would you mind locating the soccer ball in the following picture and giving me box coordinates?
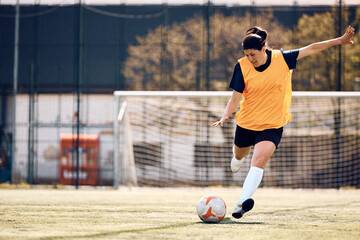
[196,194,227,223]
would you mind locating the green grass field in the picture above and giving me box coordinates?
[0,185,359,240]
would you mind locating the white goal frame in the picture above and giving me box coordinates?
[113,91,360,189]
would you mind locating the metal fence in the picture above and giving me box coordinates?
[0,0,359,187]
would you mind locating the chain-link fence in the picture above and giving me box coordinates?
[0,0,359,187]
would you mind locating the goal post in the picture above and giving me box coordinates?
[113,91,360,189]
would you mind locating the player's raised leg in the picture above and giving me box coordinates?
[232,141,275,219]
[231,145,251,173]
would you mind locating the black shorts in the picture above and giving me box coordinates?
[234,125,283,149]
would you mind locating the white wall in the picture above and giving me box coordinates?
[9,94,114,183]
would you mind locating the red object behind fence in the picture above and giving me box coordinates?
[58,133,99,185]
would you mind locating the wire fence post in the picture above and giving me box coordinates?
[335,0,343,189]
[113,95,120,190]
[11,0,20,184]
[75,0,84,189]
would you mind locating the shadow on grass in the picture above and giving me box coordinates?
[41,219,263,239]
[40,219,263,239]
[40,222,199,240]
[197,217,263,225]
[221,217,263,224]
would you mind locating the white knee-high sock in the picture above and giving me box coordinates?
[237,166,264,205]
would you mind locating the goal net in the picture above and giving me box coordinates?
[113,91,360,188]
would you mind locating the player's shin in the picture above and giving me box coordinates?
[236,166,264,206]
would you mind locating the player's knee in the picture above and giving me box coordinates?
[233,146,251,160]
[251,155,269,169]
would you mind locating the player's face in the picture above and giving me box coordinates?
[244,47,267,67]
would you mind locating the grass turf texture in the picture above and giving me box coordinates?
[0,186,359,240]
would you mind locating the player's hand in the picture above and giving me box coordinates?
[340,26,355,44]
[212,116,229,127]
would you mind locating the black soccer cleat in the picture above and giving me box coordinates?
[232,198,255,219]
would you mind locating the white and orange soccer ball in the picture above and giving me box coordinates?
[196,194,227,223]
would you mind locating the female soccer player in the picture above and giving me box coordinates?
[212,25,355,219]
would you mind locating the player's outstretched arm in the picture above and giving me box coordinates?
[297,25,355,60]
[212,90,242,127]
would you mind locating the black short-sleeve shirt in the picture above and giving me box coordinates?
[229,49,299,93]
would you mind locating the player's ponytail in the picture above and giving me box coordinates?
[242,26,268,50]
